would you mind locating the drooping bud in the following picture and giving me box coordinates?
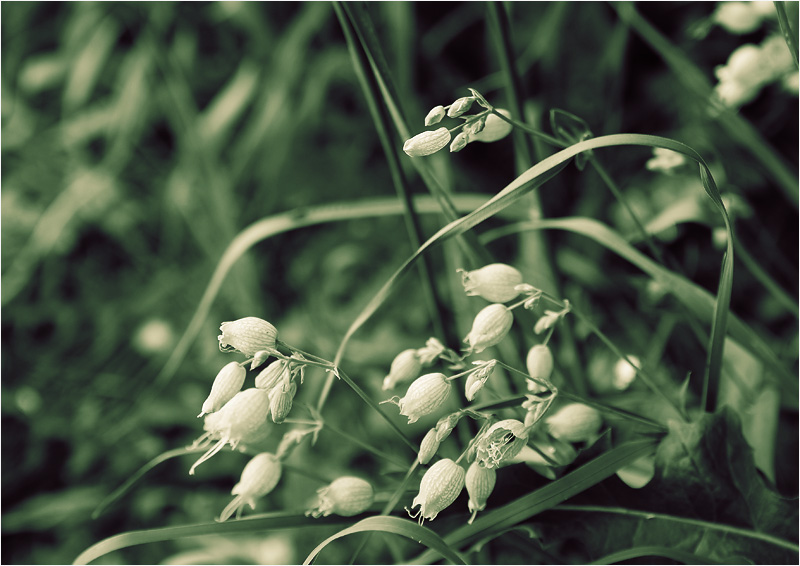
[521,393,554,429]
[424,105,447,126]
[459,263,524,303]
[255,359,288,390]
[472,109,513,143]
[465,461,496,524]
[545,403,602,443]
[408,458,465,524]
[383,349,423,390]
[416,337,446,365]
[435,412,461,442]
[463,115,487,136]
[403,128,451,157]
[218,317,278,357]
[418,428,440,465]
[526,344,554,393]
[307,476,375,518]
[189,388,272,475]
[199,362,247,417]
[447,96,475,118]
[464,360,497,401]
[269,380,297,424]
[250,350,272,370]
[218,452,282,521]
[463,304,514,354]
[449,132,469,153]
[474,419,528,469]
[386,373,451,424]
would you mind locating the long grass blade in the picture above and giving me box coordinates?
[590,546,720,565]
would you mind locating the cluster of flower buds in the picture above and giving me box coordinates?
[417,412,463,465]
[402,89,513,157]
[306,476,375,518]
[464,360,497,401]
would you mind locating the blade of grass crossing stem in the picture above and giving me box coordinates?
[408,438,659,564]
[303,516,467,565]
[332,134,734,415]
[481,216,793,392]
[74,512,352,565]
[591,547,720,565]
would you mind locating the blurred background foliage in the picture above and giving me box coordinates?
[1,2,797,564]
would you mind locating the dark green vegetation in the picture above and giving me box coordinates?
[2,2,797,564]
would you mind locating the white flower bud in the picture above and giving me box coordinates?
[218,317,278,357]
[447,96,475,118]
[408,458,465,524]
[545,403,602,443]
[613,355,639,391]
[418,428,440,465]
[449,132,469,152]
[255,360,289,390]
[463,304,514,354]
[713,1,768,34]
[424,105,446,126]
[269,380,297,424]
[383,349,422,390]
[199,362,246,417]
[189,388,272,475]
[465,461,496,524]
[387,373,451,424]
[434,413,461,442]
[526,344,554,393]
[471,109,512,143]
[416,337,446,365]
[218,452,282,521]
[403,128,451,157]
[459,263,523,303]
[250,350,272,370]
[307,476,375,518]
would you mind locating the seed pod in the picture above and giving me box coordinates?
[474,419,528,469]
[190,388,272,475]
[545,403,602,443]
[218,452,282,521]
[424,105,446,126]
[418,428,440,465]
[463,304,514,354]
[307,476,375,518]
[218,317,278,356]
[465,461,496,524]
[403,127,451,157]
[459,264,523,303]
[383,349,423,390]
[447,96,475,118]
[199,362,247,417]
[449,132,469,153]
[395,373,451,424]
[472,109,513,143]
[526,344,554,393]
[409,458,465,524]
[269,381,297,424]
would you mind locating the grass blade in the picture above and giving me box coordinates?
[590,546,720,565]
[303,516,467,566]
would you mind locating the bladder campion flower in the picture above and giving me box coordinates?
[189,388,272,475]
[218,317,278,357]
[199,361,246,417]
[384,372,451,424]
[465,461,496,524]
[472,109,513,143]
[526,344,554,394]
[307,477,375,518]
[545,403,602,442]
[459,263,523,303]
[464,304,514,354]
[474,419,528,469]
[407,458,465,524]
[403,128,451,157]
[382,349,422,390]
[218,452,282,521]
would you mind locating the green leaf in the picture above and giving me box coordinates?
[73,511,352,565]
[302,516,467,565]
[590,546,721,565]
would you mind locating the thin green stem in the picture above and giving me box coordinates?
[322,421,408,469]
